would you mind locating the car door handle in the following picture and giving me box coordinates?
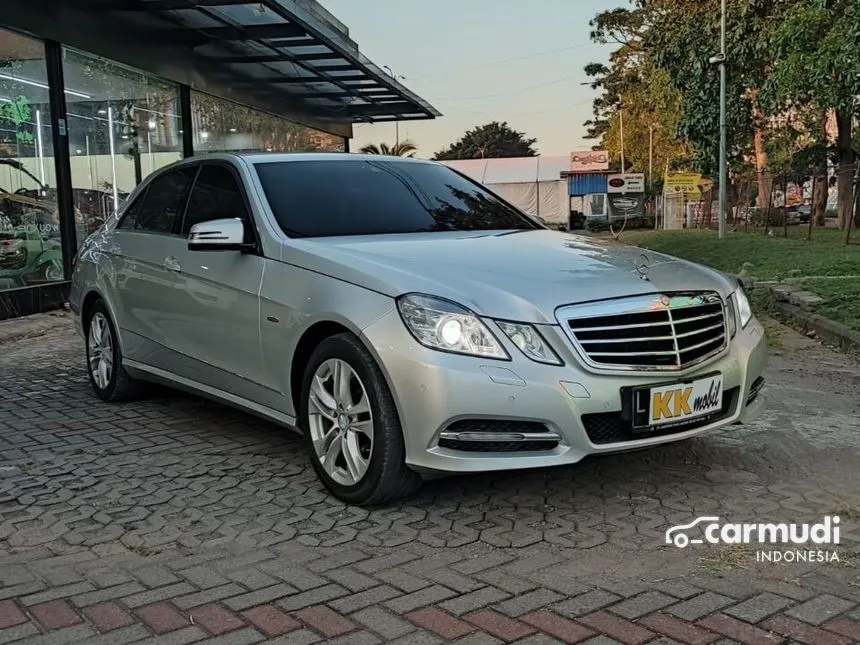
[163,256,181,272]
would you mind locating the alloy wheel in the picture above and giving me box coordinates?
[87,312,114,390]
[307,358,374,486]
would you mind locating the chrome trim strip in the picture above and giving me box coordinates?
[676,321,725,338]
[581,334,676,344]
[439,431,562,443]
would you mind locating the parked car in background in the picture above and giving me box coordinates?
[70,153,767,505]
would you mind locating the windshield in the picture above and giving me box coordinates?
[254,159,541,238]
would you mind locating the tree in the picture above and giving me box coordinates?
[358,141,417,157]
[433,122,537,160]
[583,6,689,186]
[646,0,782,211]
[763,0,860,228]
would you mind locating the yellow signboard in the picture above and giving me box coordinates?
[664,172,702,193]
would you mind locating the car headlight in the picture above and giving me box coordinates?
[725,296,737,338]
[496,321,562,365]
[734,287,753,328]
[397,294,509,360]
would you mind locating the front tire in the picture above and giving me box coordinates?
[85,300,145,402]
[300,333,421,505]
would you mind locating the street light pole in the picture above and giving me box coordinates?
[383,65,400,146]
[718,0,728,239]
[649,125,654,192]
[619,107,626,174]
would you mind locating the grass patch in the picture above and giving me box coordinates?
[619,228,860,281]
[797,278,860,331]
[616,229,860,331]
[698,543,756,572]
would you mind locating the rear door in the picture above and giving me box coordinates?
[110,165,197,365]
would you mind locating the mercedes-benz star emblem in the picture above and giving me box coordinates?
[635,253,651,280]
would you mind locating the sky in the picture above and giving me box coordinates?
[320,0,624,159]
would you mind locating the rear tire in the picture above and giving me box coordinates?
[300,333,422,505]
[85,300,145,402]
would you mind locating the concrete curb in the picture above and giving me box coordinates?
[0,309,72,346]
[772,301,860,354]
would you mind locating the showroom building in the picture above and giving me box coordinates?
[0,0,439,319]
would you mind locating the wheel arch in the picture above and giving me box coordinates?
[288,318,403,432]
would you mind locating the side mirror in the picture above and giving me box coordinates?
[187,218,253,252]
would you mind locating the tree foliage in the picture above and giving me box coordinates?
[432,122,537,160]
[359,141,417,157]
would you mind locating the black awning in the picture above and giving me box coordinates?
[3,0,439,134]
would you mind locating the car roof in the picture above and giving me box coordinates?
[190,151,436,165]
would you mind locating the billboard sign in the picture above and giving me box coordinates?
[607,173,645,194]
[570,150,609,172]
[664,172,702,194]
[608,193,645,220]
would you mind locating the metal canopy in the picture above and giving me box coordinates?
[55,0,441,126]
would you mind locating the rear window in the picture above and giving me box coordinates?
[254,159,539,238]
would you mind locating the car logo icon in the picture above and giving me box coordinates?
[665,516,720,548]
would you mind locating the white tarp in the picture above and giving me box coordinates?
[438,156,569,223]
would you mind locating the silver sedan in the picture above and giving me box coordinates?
[70,153,766,504]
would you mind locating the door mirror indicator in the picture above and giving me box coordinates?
[187,218,253,252]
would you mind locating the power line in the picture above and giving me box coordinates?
[408,43,602,81]
[436,74,587,101]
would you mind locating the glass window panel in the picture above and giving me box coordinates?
[118,166,195,235]
[62,48,183,246]
[182,164,250,236]
[0,28,63,290]
[191,90,345,154]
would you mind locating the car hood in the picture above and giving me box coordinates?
[282,230,736,324]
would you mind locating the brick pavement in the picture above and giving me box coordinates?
[0,319,859,644]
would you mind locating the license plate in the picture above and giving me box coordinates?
[631,373,723,430]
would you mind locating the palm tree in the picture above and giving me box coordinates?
[359,141,417,157]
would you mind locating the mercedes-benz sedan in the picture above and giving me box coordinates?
[70,153,766,505]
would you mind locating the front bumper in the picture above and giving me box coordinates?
[361,309,767,473]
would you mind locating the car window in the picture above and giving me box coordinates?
[182,165,251,238]
[118,167,196,234]
[254,159,540,238]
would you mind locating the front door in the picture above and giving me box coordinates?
[168,163,267,401]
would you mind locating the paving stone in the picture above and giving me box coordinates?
[666,593,734,621]
[724,593,794,623]
[173,584,247,610]
[639,612,719,645]
[133,566,181,588]
[578,611,655,645]
[441,587,513,617]
[385,585,459,615]
[277,584,350,612]
[134,602,191,634]
[188,604,245,636]
[784,594,856,625]
[520,609,596,643]
[123,583,198,609]
[29,599,83,630]
[241,605,300,637]
[408,607,475,640]
[179,566,231,590]
[0,600,27,629]
[223,584,297,612]
[464,609,537,642]
[351,606,416,640]
[552,591,623,619]
[761,613,851,645]
[293,604,358,638]
[71,583,147,608]
[81,601,136,632]
[329,585,401,613]
[697,613,781,645]
[608,592,676,620]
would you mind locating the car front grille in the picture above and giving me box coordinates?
[560,292,728,371]
[582,387,739,444]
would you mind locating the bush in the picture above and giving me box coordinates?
[745,207,785,227]
[585,215,655,233]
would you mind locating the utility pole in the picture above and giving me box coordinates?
[619,106,626,174]
[383,65,401,146]
[717,0,728,239]
[648,125,655,192]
